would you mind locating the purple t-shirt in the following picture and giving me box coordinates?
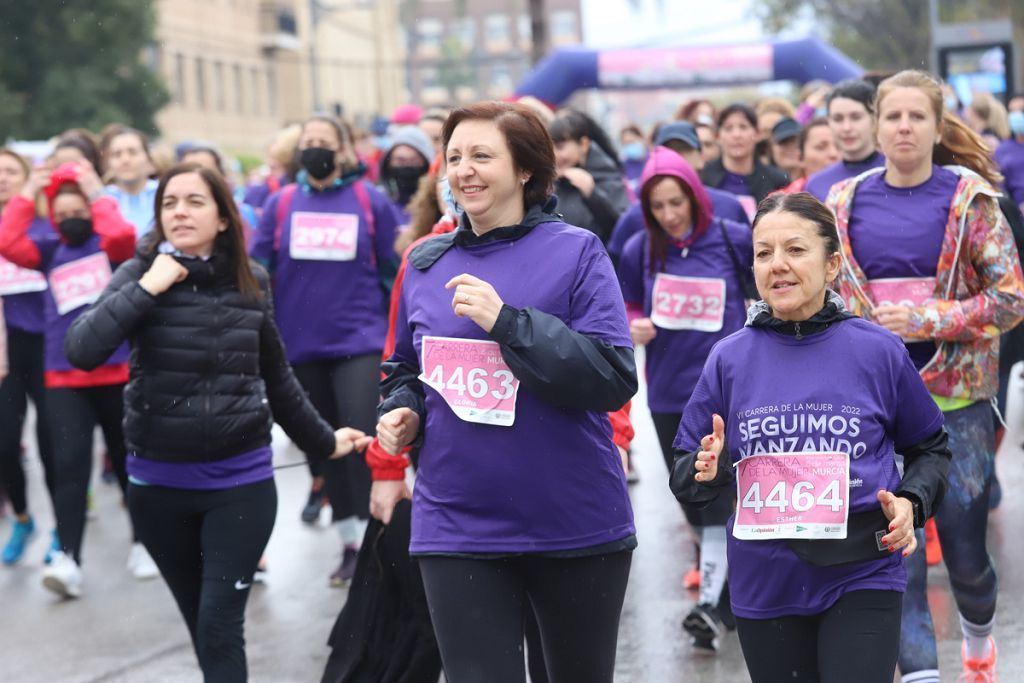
[1,217,55,335]
[608,189,749,261]
[250,182,398,364]
[719,171,752,199]
[995,138,1024,207]
[619,219,751,413]
[804,151,885,201]
[128,446,273,490]
[675,319,943,619]
[848,166,958,369]
[393,220,636,554]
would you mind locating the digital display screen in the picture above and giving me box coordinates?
[940,43,1012,106]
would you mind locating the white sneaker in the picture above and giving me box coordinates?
[42,551,83,598]
[127,542,160,580]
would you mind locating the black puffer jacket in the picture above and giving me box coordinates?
[65,246,336,463]
[553,144,631,244]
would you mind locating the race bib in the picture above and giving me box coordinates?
[737,195,757,221]
[733,452,850,540]
[864,277,936,308]
[419,336,520,427]
[0,256,47,296]
[289,212,359,261]
[48,252,112,316]
[651,274,726,332]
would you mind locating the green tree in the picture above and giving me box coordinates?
[753,0,1024,75]
[0,0,169,139]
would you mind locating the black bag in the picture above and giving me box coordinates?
[320,499,442,683]
[784,507,891,567]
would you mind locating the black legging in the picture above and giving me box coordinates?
[292,354,377,521]
[128,478,277,683]
[418,552,632,683]
[651,411,733,526]
[47,383,128,562]
[736,589,902,683]
[0,329,56,515]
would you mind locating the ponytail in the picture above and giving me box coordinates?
[934,111,1003,187]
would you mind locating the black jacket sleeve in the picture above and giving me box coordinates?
[894,427,952,527]
[379,358,427,420]
[581,186,622,243]
[487,304,637,412]
[65,257,155,370]
[258,287,336,460]
[669,444,735,506]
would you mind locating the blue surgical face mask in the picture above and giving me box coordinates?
[439,175,461,217]
[621,141,646,162]
[1009,110,1024,136]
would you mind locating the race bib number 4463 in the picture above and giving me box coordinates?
[651,273,726,332]
[733,452,850,541]
[419,336,520,427]
[48,252,112,315]
[289,212,359,261]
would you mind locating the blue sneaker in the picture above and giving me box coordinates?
[43,530,60,565]
[3,517,36,565]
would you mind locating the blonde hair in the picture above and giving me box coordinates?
[876,70,1002,186]
[968,91,1011,140]
[755,97,796,119]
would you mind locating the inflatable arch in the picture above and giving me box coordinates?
[514,37,864,105]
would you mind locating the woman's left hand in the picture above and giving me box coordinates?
[877,489,917,557]
[446,273,504,333]
[872,304,912,337]
[560,167,596,197]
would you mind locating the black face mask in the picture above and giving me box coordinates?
[389,164,429,206]
[300,147,337,180]
[58,218,93,247]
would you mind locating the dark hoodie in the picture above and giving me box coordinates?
[553,144,631,244]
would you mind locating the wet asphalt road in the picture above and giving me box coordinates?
[3,363,1024,682]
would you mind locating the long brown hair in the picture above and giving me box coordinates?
[150,164,261,298]
[876,70,1003,186]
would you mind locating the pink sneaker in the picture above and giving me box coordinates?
[957,636,998,682]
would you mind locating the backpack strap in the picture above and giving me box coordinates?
[717,218,758,300]
[272,183,299,253]
[353,181,377,268]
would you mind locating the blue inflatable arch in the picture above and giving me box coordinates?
[514,37,864,105]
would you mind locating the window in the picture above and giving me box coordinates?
[490,63,513,95]
[417,18,443,51]
[234,64,244,113]
[517,14,531,49]
[485,14,510,44]
[451,17,475,50]
[251,67,261,115]
[213,61,225,112]
[195,57,207,109]
[174,53,186,104]
[552,10,578,41]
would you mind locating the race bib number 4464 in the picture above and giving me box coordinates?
[419,336,520,427]
[651,274,726,332]
[48,252,112,315]
[733,452,850,541]
[289,212,359,261]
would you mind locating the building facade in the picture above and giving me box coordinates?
[153,0,405,154]
[401,0,582,107]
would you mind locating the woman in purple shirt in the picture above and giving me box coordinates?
[671,192,950,683]
[374,102,637,683]
[829,70,1024,683]
[0,149,57,565]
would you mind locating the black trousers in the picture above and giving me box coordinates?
[0,329,55,515]
[47,383,128,562]
[651,411,733,526]
[736,589,902,683]
[418,552,632,683]
[128,479,277,683]
[292,354,378,521]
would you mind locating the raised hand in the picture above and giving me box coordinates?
[445,273,505,333]
[139,254,188,296]
[694,413,725,483]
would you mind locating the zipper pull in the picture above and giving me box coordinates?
[794,322,803,340]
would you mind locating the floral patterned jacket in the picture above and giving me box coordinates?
[828,165,1024,401]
